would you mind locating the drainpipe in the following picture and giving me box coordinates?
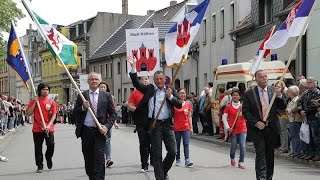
[230,34,237,63]
[191,51,199,96]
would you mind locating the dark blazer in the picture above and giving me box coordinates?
[73,90,115,138]
[242,86,286,136]
[129,72,182,118]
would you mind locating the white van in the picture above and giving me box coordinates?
[210,60,294,126]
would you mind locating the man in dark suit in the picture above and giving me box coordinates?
[128,57,182,180]
[73,72,115,180]
[242,70,286,180]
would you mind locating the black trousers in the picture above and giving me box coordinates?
[81,126,106,180]
[33,132,55,168]
[136,125,153,168]
[253,126,277,180]
[151,121,176,180]
[192,115,199,134]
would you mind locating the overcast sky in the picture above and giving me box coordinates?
[12,0,184,37]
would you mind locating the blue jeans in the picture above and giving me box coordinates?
[175,130,191,160]
[310,120,320,156]
[8,117,15,130]
[288,122,302,155]
[105,129,112,158]
[230,132,247,162]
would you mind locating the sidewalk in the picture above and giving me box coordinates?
[191,133,320,168]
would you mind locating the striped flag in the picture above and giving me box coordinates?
[249,25,276,76]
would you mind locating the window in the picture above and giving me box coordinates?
[124,88,127,101]
[99,64,102,74]
[117,62,120,74]
[110,63,113,77]
[105,64,108,78]
[118,89,121,103]
[211,14,216,42]
[141,63,147,71]
[230,3,235,30]
[259,0,272,26]
[184,79,190,95]
[220,9,225,38]
[34,62,37,76]
[202,19,207,44]
[175,79,181,90]
[204,73,207,86]
[92,65,96,72]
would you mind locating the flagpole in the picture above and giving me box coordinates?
[21,0,102,130]
[149,55,185,133]
[11,20,47,130]
[262,3,316,122]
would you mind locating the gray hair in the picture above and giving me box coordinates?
[88,72,101,81]
[299,79,307,87]
[288,85,299,96]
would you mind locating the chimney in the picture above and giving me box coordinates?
[147,10,155,15]
[122,0,128,15]
[170,1,177,6]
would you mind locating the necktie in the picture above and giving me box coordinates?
[260,89,267,118]
[91,92,97,115]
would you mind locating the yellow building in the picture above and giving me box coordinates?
[40,48,66,105]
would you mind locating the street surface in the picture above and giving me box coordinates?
[0,124,320,180]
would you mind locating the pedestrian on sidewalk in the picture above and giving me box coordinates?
[222,88,247,169]
[285,85,303,158]
[128,76,153,173]
[242,70,287,180]
[73,72,115,180]
[26,83,58,173]
[128,56,182,180]
[173,88,194,168]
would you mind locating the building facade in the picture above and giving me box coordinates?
[232,0,303,78]
[307,1,320,80]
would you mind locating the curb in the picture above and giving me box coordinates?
[191,135,320,169]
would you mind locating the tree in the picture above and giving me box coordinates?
[0,0,25,57]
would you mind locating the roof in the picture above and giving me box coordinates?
[88,0,188,61]
[153,21,177,40]
[229,14,253,35]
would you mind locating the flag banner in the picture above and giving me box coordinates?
[126,28,160,77]
[249,25,276,76]
[264,0,315,49]
[165,0,210,67]
[7,23,31,91]
[33,12,80,68]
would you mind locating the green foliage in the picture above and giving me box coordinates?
[0,0,25,57]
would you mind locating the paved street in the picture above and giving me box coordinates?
[0,124,320,180]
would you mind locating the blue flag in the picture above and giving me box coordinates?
[7,23,31,90]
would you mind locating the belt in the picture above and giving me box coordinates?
[157,118,171,123]
[84,125,97,129]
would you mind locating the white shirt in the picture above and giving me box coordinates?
[148,87,173,120]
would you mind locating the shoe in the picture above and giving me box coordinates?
[295,154,304,158]
[231,159,236,167]
[140,168,146,173]
[185,159,193,167]
[280,149,289,153]
[304,155,315,160]
[175,159,181,166]
[36,166,43,173]
[47,159,53,169]
[312,156,320,161]
[106,159,113,167]
[238,162,245,169]
[0,156,8,162]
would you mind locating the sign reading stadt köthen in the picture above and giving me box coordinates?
[126,28,160,77]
